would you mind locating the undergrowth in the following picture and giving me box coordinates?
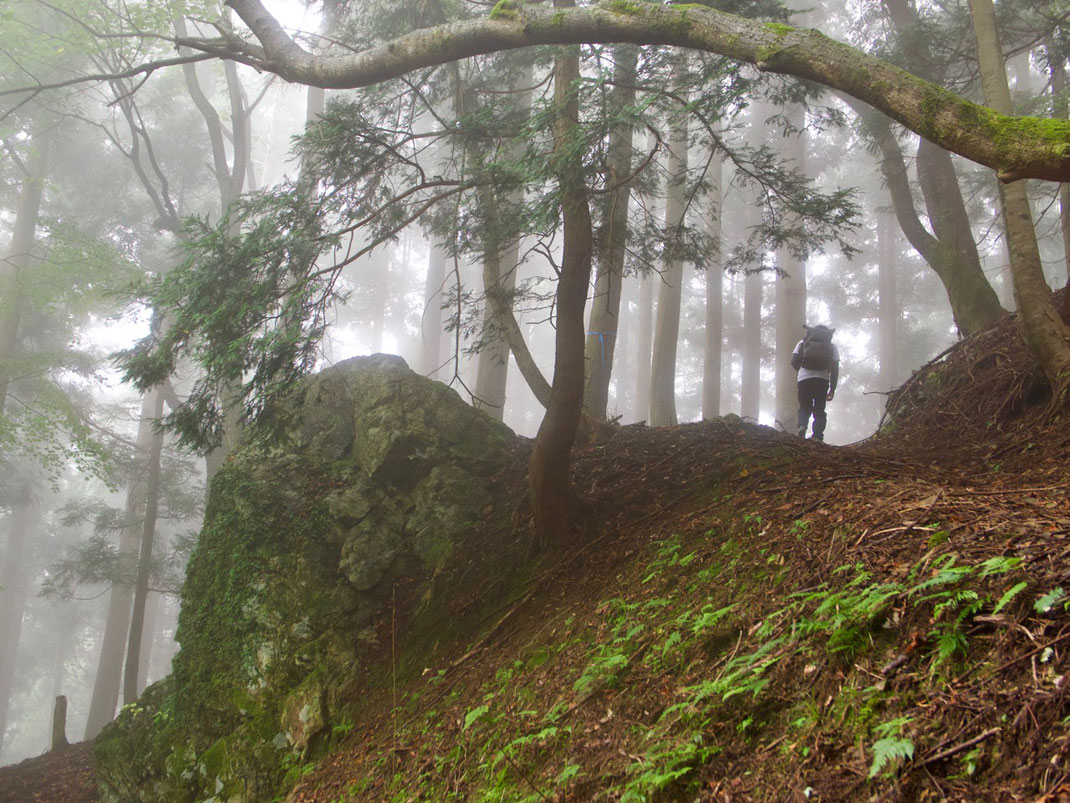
[310,512,1039,802]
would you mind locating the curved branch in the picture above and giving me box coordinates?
[217,0,1070,183]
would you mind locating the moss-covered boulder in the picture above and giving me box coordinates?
[95,355,514,801]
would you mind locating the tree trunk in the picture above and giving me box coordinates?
[702,151,724,420]
[878,210,899,393]
[1044,38,1070,315]
[583,44,638,420]
[915,138,1004,334]
[649,72,690,427]
[474,63,532,420]
[529,10,593,546]
[635,272,654,422]
[0,494,37,761]
[83,391,157,738]
[420,242,449,378]
[51,696,69,752]
[123,387,166,704]
[844,94,1002,336]
[741,268,763,421]
[0,137,49,417]
[774,107,807,431]
[968,0,1070,388]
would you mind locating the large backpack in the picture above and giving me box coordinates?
[800,327,835,371]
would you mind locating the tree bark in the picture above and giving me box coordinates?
[741,269,763,421]
[221,0,1070,182]
[51,696,69,752]
[0,137,49,418]
[968,0,1070,388]
[122,386,166,704]
[635,271,654,422]
[843,95,1003,336]
[0,493,37,761]
[774,106,807,431]
[702,151,724,420]
[1044,38,1070,315]
[583,44,638,420]
[878,210,899,393]
[528,5,593,546]
[474,62,532,420]
[420,242,449,378]
[649,76,690,427]
[83,390,157,738]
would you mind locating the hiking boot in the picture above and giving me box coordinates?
[796,425,807,437]
[812,434,824,442]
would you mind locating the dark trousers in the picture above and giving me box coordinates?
[797,378,829,439]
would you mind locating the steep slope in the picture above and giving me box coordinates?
[284,307,1070,801]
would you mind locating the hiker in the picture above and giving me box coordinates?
[791,324,839,441]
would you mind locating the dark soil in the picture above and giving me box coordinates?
[3,296,1070,802]
[0,743,96,803]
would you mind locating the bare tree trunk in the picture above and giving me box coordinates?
[0,495,37,761]
[584,44,638,420]
[702,151,724,420]
[529,12,593,546]
[83,391,157,738]
[741,269,763,421]
[421,242,449,378]
[635,271,655,422]
[137,590,160,692]
[123,387,166,704]
[51,696,69,752]
[969,0,1070,388]
[878,210,899,393]
[774,109,807,431]
[474,64,532,420]
[649,71,690,427]
[611,280,634,417]
[0,137,49,417]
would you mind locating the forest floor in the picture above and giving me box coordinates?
[3,301,1070,801]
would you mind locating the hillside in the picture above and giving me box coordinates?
[2,305,1070,802]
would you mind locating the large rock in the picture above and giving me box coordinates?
[95,355,515,801]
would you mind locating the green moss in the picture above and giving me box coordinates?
[764,22,795,35]
[488,0,519,20]
[606,0,646,14]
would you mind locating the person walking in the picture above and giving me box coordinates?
[791,324,838,441]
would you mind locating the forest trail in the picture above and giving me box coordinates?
[2,305,1069,801]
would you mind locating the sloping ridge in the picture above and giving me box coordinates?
[2,306,1069,802]
[286,309,1070,801]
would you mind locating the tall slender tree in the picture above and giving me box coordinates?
[584,44,639,420]
[649,61,691,427]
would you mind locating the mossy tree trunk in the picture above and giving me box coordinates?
[224,0,1070,183]
[529,5,593,546]
[968,0,1070,390]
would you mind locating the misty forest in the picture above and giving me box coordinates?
[1,0,1070,800]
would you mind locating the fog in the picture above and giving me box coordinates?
[1,0,1066,766]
